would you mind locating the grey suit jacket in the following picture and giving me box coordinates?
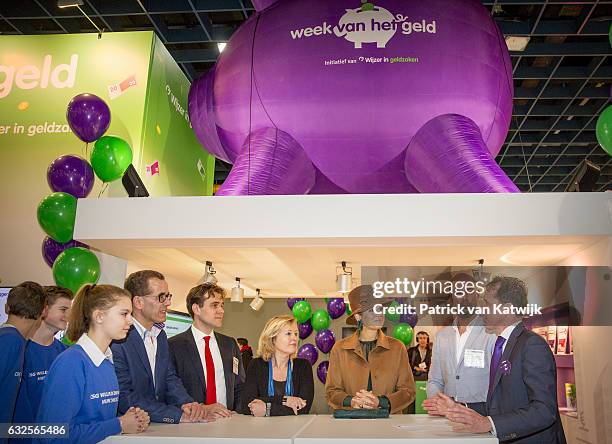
[486,322,566,444]
[427,316,496,403]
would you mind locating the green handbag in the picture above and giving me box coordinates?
[332,408,390,419]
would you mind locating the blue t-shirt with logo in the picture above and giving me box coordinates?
[13,339,67,424]
[34,344,121,444]
[0,325,26,424]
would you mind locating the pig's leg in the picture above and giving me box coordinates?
[216,127,316,195]
[355,41,362,49]
[404,114,519,193]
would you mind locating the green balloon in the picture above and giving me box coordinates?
[596,105,612,157]
[385,300,401,323]
[37,192,77,243]
[91,135,133,182]
[609,23,612,49]
[345,304,352,316]
[292,300,312,323]
[53,247,100,294]
[311,309,331,331]
[393,323,413,346]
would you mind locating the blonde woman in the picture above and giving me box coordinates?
[239,315,314,416]
[35,285,150,444]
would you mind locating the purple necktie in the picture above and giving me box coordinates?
[488,336,506,394]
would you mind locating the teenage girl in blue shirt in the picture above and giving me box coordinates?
[35,284,150,444]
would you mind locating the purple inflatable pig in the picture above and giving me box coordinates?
[189,0,519,195]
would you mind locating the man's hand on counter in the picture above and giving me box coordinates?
[422,392,455,416]
[446,403,492,434]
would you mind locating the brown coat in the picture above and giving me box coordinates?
[325,331,415,413]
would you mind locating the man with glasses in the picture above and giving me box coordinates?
[111,270,210,424]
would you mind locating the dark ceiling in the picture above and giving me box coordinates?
[1,0,611,192]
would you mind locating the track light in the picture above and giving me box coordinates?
[336,261,352,293]
[197,261,217,285]
[472,258,491,284]
[217,42,227,53]
[250,288,264,311]
[58,0,83,7]
[231,277,244,303]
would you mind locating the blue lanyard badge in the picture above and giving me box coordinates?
[268,359,293,397]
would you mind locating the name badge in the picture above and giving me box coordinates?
[233,357,239,375]
[464,349,485,368]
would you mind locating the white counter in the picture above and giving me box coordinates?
[294,415,498,444]
[101,414,315,444]
[101,414,498,444]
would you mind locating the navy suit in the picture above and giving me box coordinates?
[486,322,566,443]
[111,326,193,423]
[168,329,245,411]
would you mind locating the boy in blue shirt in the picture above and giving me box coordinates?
[14,287,73,425]
[0,282,46,427]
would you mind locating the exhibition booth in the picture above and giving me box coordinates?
[1,0,611,443]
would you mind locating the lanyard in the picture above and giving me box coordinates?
[268,359,293,397]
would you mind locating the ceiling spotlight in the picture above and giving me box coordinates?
[217,42,227,53]
[231,277,244,303]
[250,288,264,311]
[504,35,530,52]
[197,260,217,285]
[336,261,352,294]
[472,258,492,284]
[58,0,84,8]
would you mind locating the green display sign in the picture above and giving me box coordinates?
[0,31,214,198]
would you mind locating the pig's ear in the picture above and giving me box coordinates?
[252,0,279,12]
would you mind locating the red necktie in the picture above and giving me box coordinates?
[204,336,217,404]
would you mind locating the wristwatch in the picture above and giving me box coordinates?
[265,402,272,417]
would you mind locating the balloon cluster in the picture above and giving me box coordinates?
[37,93,134,293]
[384,298,418,346]
[596,26,612,157]
[289,297,346,384]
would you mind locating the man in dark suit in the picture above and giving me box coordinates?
[112,270,210,424]
[169,283,245,418]
[424,276,566,443]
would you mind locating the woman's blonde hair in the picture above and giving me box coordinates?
[257,315,298,361]
[66,284,131,342]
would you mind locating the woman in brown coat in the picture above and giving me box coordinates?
[325,285,415,414]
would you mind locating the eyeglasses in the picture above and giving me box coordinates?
[142,292,172,303]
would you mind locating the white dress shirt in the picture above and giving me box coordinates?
[488,321,522,437]
[77,333,113,366]
[191,325,227,407]
[133,318,162,386]
[452,317,477,365]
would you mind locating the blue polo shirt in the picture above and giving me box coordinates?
[0,325,26,424]
[34,334,121,444]
[13,339,67,424]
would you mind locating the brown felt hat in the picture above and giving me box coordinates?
[346,285,394,325]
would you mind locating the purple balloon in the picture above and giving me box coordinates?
[327,298,346,319]
[189,0,517,195]
[287,297,305,310]
[317,360,329,384]
[47,155,95,198]
[297,343,318,366]
[42,236,89,268]
[315,329,336,354]
[400,312,418,328]
[66,93,111,143]
[298,320,313,340]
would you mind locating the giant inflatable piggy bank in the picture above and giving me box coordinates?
[189,0,519,195]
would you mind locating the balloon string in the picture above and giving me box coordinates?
[84,142,89,159]
[98,182,109,198]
